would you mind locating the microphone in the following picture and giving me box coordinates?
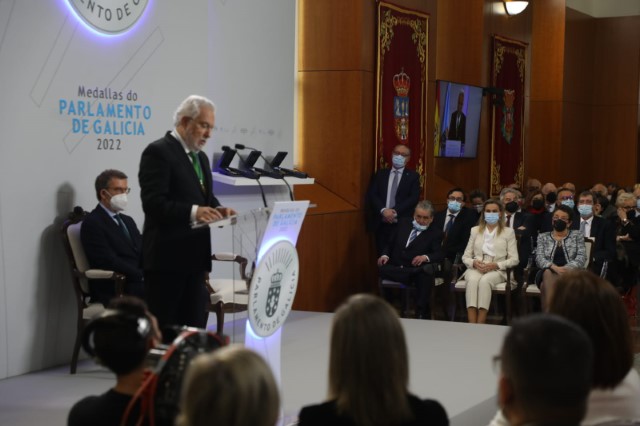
[234,144,284,179]
[233,147,267,207]
[234,144,295,201]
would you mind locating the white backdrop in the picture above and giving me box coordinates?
[0,0,295,378]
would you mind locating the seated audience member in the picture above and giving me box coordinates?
[613,192,640,316]
[561,181,576,193]
[469,189,487,214]
[576,190,616,278]
[488,314,593,426]
[434,188,478,282]
[81,169,144,306]
[68,296,161,426]
[534,205,586,308]
[549,271,640,425]
[177,345,279,426]
[500,189,534,280]
[607,182,621,201]
[523,189,545,234]
[461,199,519,324]
[298,294,448,426]
[593,183,617,220]
[540,186,577,232]
[378,201,444,319]
[540,182,557,213]
[524,178,541,197]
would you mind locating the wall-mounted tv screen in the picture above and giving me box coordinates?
[434,80,483,158]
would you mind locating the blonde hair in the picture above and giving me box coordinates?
[177,345,279,426]
[329,294,412,426]
[478,198,505,235]
[616,192,635,207]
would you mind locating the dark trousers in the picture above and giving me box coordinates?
[379,264,435,317]
[144,270,209,330]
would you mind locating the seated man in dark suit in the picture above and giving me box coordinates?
[378,201,444,319]
[81,169,144,306]
[366,144,420,255]
[576,190,616,278]
[500,188,535,276]
[433,188,478,264]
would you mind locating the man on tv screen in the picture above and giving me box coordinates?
[447,91,466,145]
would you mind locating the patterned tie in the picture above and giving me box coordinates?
[407,228,419,246]
[388,170,399,208]
[188,151,204,184]
[114,214,132,242]
[580,220,587,236]
[445,214,455,235]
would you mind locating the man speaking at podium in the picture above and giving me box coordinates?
[139,95,235,330]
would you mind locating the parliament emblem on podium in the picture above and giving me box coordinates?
[248,240,299,337]
[393,69,410,141]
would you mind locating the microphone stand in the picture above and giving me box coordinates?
[235,150,268,208]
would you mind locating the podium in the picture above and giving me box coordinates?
[207,201,309,423]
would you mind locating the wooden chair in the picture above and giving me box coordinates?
[522,237,595,313]
[451,235,520,324]
[61,207,125,374]
[378,262,445,319]
[206,253,250,334]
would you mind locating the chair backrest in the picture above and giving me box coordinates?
[61,208,90,295]
[583,238,593,269]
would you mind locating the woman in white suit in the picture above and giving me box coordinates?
[461,199,519,323]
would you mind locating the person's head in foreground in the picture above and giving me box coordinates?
[497,314,593,426]
[177,345,279,426]
[548,270,634,389]
[329,293,413,424]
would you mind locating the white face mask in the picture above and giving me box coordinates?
[109,193,128,212]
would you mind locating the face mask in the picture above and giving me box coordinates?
[546,192,557,203]
[109,193,128,212]
[505,201,518,213]
[578,204,593,217]
[473,204,483,213]
[447,200,461,213]
[561,199,575,209]
[412,220,427,231]
[531,199,544,210]
[485,212,500,225]
[392,155,405,169]
[553,219,567,232]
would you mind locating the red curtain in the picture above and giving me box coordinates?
[490,35,527,197]
[375,2,429,195]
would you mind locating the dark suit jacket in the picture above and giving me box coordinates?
[298,394,449,426]
[433,207,478,260]
[382,219,444,267]
[585,215,616,265]
[139,132,220,272]
[447,110,466,143]
[366,167,420,231]
[81,204,143,283]
[509,211,535,270]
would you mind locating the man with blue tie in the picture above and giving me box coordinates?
[378,201,444,319]
[366,144,421,255]
[81,169,144,306]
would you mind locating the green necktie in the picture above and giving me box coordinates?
[188,151,204,184]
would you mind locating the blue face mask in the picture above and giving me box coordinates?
[484,212,500,225]
[412,220,428,231]
[578,204,593,217]
[561,199,575,209]
[447,200,461,213]
[392,155,405,169]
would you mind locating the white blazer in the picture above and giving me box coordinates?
[462,226,519,278]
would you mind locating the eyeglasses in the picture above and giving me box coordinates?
[108,187,131,194]
[392,151,410,157]
[192,119,213,131]
[560,195,574,201]
[448,197,464,202]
